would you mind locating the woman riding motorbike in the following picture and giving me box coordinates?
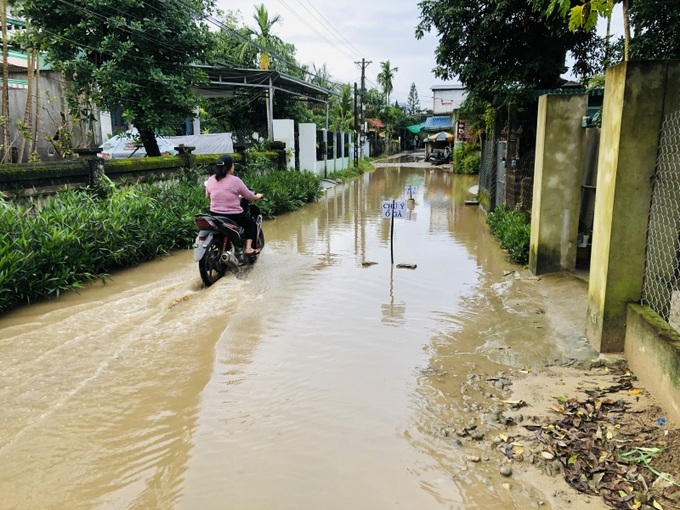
[205,154,263,255]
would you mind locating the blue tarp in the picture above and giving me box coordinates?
[423,116,453,131]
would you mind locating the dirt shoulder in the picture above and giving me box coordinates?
[483,362,680,510]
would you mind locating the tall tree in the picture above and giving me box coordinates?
[328,83,353,132]
[416,0,599,104]
[629,0,680,60]
[20,0,214,156]
[376,60,398,105]
[406,83,421,116]
[1,0,10,163]
[540,0,629,60]
[238,4,286,71]
[538,0,680,64]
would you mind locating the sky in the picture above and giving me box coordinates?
[212,1,625,107]
[213,0,448,108]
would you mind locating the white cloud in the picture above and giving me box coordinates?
[214,0,451,107]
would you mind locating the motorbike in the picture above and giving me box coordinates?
[429,149,451,165]
[193,197,265,287]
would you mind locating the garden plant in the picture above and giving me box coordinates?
[0,164,324,313]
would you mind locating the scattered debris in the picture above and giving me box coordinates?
[396,263,417,269]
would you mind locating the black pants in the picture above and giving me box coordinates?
[211,210,257,244]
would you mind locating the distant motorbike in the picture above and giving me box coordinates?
[429,149,451,165]
[193,197,265,287]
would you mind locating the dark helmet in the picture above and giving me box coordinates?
[217,154,234,168]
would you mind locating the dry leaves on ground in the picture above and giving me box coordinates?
[499,365,680,510]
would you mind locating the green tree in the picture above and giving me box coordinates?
[538,0,680,64]
[19,0,213,156]
[406,83,421,116]
[376,60,398,105]
[416,0,599,104]
[363,88,385,120]
[328,84,354,133]
[629,0,680,60]
[238,3,288,71]
[540,0,629,60]
[1,0,10,162]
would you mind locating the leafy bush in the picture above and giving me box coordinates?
[462,151,481,175]
[453,144,481,175]
[487,204,531,265]
[0,166,323,312]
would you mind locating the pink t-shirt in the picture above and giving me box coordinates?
[205,174,257,214]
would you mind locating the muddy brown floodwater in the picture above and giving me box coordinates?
[1,155,607,509]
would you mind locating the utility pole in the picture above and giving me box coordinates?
[353,82,358,168]
[355,58,370,159]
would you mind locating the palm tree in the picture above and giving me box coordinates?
[377,60,398,106]
[237,4,284,70]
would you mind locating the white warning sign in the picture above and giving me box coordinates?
[382,200,407,219]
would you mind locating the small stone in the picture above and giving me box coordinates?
[500,465,513,477]
[466,455,481,463]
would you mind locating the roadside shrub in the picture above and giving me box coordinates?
[0,166,323,313]
[487,204,530,265]
[453,144,480,175]
[462,151,481,175]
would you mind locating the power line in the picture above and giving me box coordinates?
[273,0,357,61]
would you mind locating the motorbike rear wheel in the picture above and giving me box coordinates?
[199,238,228,287]
[255,229,265,250]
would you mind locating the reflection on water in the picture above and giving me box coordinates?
[0,158,597,509]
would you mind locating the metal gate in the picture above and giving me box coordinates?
[495,141,508,208]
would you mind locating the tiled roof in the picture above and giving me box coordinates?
[423,116,453,131]
[366,118,385,128]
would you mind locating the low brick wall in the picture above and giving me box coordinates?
[625,304,680,423]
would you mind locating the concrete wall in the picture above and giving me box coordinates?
[7,71,103,162]
[432,86,467,115]
[586,61,680,353]
[273,119,295,169]
[298,123,317,173]
[529,94,588,275]
[626,305,680,423]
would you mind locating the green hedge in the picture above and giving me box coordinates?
[453,144,481,175]
[486,204,531,265]
[0,166,322,313]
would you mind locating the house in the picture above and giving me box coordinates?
[431,84,467,116]
[422,84,472,159]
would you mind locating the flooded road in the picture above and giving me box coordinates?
[0,157,599,509]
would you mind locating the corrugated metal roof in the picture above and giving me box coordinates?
[165,133,234,155]
[423,116,453,131]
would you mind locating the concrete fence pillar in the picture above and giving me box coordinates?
[529,94,588,275]
[586,60,680,353]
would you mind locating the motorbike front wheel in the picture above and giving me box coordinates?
[199,238,228,287]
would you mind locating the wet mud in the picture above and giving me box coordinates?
[1,154,669,509]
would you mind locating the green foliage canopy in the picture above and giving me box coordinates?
[415,0,600,104]
[19,0,215,156]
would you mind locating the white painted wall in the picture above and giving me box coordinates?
[299,123,317,173]
[273,119,295,168]
[432,86,468,115]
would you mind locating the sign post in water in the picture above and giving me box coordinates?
[382,200,407,265]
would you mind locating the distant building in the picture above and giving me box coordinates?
[431,84,467,116]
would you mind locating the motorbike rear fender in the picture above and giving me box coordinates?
[194,230,215,262]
